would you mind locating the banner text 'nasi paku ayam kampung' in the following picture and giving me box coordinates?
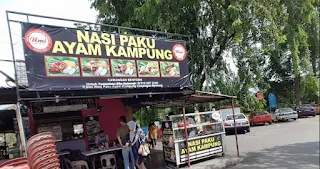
[21,23,190,90]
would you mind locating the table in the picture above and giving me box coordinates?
[57,151,70,156]
[82,147,122,169]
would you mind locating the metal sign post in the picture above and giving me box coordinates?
[15,103,27,156]
[6,11,27,157]
[182,106,191,167]
[231,99,240,157]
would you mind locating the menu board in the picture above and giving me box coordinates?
[37,123,63,141]
[161,121,176,163]
[84,115,100,147]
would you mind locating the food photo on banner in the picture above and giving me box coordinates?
[21,23,190,90]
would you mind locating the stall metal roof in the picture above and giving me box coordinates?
[0,86,235,108]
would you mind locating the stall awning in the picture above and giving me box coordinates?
[137,90,236,108]
[0,86,235,108]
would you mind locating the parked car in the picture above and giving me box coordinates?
[273,108,298,121]
[249,111,273,126]
[297,104,316,117]
[224,113,250,134]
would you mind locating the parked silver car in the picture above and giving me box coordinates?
[224,113,250,134]
[273,108,298,121]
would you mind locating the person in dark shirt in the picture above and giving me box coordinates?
[117,116,136,169]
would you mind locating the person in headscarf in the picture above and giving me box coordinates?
[127,121,147,169]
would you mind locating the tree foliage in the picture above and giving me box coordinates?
[89,0,319,112]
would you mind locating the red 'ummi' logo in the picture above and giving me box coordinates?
[172,44,187,61]
[24,28,53,53]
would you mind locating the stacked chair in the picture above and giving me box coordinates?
[0,132,60,169]
[0,158,29,168]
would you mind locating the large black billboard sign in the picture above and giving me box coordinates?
[21,23,190,90]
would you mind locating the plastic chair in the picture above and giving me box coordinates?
[27,138,55,154]
[100,154,117,169]
[27,132,54,148]
[28,144,56,155]
[0,164,30,169]
[34,159,60,169]
[33,158,59,169]
[63,158,72,169]
[29,147,57,164]
[0,158,28,167]
[0,161,29,168]
[71,160,89,169]
[31,152,58,169]
[28,144,56,165]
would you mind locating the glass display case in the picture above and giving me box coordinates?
[161,111,226,168]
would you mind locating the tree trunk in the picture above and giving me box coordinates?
[294,75,301,107]
[311,56,317,76]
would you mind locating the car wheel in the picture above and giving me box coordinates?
[268,121,272,124]
[247,127,250,133]
[293,118,297,121]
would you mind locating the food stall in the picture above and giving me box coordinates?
[161,111,225,168]
[3,11,241,169]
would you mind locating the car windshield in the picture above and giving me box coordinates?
[257,111,268,115]
[301,105,312,108]
[226,114,246,120]
[279,108,293,112]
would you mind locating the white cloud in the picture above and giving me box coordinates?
[0,0,97,86]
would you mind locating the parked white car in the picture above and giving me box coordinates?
[224,113,250,134]
[273,108,298,121]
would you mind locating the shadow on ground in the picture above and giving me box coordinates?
[145,149,165,169]
[232,142,320,169]
[145,148,226,169]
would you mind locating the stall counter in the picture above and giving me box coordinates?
[161,111,226,168]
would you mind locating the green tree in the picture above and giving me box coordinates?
[89,0,318,111]
[300,75,319,103]
[263,1,318,106]
[305,10,320,77]
[90,0,276,91]
[281,0,316,106]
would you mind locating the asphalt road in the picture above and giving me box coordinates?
[226,116,320,169]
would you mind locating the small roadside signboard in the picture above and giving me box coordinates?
[268,93,277,109]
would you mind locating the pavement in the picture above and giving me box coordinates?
[145,116,319,169]
[229,116,319,169]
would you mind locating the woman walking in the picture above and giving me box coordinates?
[148,122,157,149]
[128,121,147,169]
